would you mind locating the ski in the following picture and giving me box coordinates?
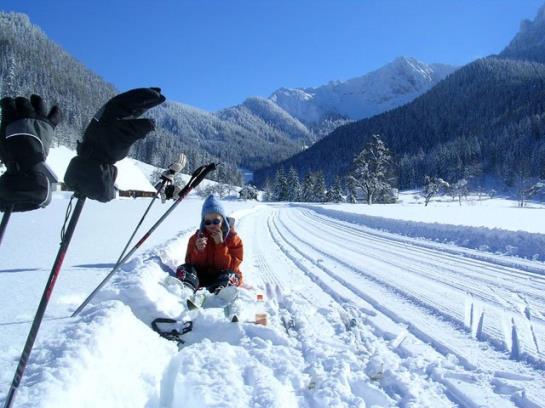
[184,286,241,323]
[186,286,239,310]
[204,286,239,308]
[186,290,207,310]
[223,292,242,323]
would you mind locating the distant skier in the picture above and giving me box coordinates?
[176,194,243,294]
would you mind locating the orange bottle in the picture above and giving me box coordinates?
[255,293,267,325]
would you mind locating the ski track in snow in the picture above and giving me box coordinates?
[289,209,545,361]
[254,208,456,407]
[2,203,545,407]
[267,205,545,407]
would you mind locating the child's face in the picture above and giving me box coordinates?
[204,212,223,233]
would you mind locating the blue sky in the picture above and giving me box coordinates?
[2,0,544,111]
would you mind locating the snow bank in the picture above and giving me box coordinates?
[0,194,259,407]
[15,302,175,408]
[4,196,545,407]
[299,204,545,263]
[335,194,545,234]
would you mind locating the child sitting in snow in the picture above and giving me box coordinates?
[176,194,243,293]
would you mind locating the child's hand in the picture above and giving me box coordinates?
[196,235,207,251]
[211,231,223,244]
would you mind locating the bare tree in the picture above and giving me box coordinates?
[519,181,545,207]
[451,179,469,206]
[423,176,450,206]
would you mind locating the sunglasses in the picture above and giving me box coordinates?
[204,218,222,226]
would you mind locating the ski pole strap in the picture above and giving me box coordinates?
[151,318,193,344]
[178,163,217,199]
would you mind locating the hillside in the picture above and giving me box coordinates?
[0,12,458,181]
[0,12,116,145]
[255,57,545,188]
[500,4,545,64]
[0,12,302,181]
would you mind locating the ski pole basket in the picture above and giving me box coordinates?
[151,318,193,345]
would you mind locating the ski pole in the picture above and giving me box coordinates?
[3,88,166,408]
[3,195,86,408]
[0,205,13,248]
[114,154,187,266]
[71,163,217,317]
[115,182,164,264]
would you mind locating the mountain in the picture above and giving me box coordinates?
[0,11,458,184]
[135,99,307,173]
[256,3,545,190]
[151,59,458,174]
[500,4,545,64]
[218,97,311,143]
[269,57,457,125]
[0,12,301,183]
[0,12,116,145]
[254,57,545,189]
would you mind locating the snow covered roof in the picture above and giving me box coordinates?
[114,157,156,192]
[46,145,156,192]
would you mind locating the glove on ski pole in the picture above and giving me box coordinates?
[4,88,165,408]
[158,153,187,202]
[0,95,61,212]
[64,87,165,202]
[155,153,187,188]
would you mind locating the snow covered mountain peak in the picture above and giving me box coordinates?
[269,57,457,124]
[389,56,434,77]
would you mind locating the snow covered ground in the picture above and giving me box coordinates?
[1,193,545,407]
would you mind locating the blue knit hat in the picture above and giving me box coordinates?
[200,194,230,238]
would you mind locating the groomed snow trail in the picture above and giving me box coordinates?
[261,205,545,407]
[3,203,545,407]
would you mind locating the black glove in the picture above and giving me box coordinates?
[64,88,165,202]
[160,184,182,202]
[0,95,61,212]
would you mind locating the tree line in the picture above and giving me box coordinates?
[264,134,397,204]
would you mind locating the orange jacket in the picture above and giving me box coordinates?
[185,229,244,284]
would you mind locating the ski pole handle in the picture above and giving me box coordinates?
[178,163,218,199]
